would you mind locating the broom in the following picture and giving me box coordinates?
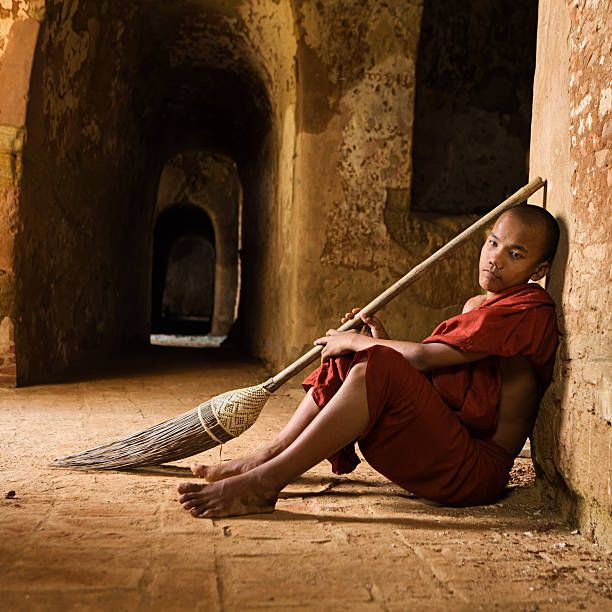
[52,177,545,470]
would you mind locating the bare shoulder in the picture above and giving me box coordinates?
[462,294,487,314]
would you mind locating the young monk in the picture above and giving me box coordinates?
[178,204,560,517]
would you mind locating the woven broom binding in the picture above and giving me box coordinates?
[197,402,235,445]
[207,384,272,438]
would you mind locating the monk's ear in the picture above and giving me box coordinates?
[530,261,550,282]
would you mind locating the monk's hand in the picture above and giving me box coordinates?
[341,307,390,340]
[314,329,368,361]
[359,313,390,339]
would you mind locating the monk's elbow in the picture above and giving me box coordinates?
[410,345,430,371]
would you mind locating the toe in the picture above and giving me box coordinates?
[190,462,207,477]
[178,492,198,503]
[182,498,201,510]
[177,481,205,494]
[200,508,220,518]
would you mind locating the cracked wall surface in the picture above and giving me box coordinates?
[285,0,485,368]
[530,0,612,549]
[0,0,43,385]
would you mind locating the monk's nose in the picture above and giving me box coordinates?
[489,255,503,270]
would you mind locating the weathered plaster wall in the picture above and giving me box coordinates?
[16,2,160,383]
[0,0,43,385]
[278,0,483,369]
[5,0,530,386]
[530,0,612,549]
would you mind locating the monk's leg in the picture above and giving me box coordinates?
[178,361,370,517]
[191,389,322,481]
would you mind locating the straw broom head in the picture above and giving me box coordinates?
[52,384,271,470]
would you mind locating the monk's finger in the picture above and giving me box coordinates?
[342,308,362,323]
[359,323,372,336]
[320,346,330,363]
[313,336,329,346]
[325,329,339,336]
[361,314,379,327]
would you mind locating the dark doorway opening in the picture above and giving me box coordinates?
[151,205,216,335]
[411,0,538,214]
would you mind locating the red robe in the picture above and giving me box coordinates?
[423,283,558,437]
[302,283,558,506]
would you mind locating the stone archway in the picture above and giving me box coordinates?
[152,152,241,338]
[10,1,296,384]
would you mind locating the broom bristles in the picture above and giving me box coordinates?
[52,402,224,470]
[52,384,271,470]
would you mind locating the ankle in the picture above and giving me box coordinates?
[248,468,284,499]
[261,438,289,460]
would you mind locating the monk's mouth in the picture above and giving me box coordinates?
[483,269,501,280]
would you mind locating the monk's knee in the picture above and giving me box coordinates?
[360,344,424,395]
[347,357,368,381]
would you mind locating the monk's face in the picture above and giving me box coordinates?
[479,211,550,295]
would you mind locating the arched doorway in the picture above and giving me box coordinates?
[151,205,216,335]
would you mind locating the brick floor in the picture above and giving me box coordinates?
[0,348,610,611]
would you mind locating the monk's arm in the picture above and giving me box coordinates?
[313,332,486,372]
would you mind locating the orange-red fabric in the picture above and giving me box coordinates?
[302,283,558,506]
[422,283,558,437]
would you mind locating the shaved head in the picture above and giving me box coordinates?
[502,204,560,264]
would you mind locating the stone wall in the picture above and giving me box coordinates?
[2,1,531,384]
[15,2,159,383]
[530,0,612,548]
[281,0,487,371]
[0,0,43,385]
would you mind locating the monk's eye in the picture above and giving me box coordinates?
[488,239,497,247]
[511,251,522,259]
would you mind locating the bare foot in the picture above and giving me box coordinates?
[177,474,279,518]
[190,448,275,482]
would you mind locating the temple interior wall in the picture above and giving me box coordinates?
[0,0,538,381]
[530,0,611,548]
[0,0,43,384]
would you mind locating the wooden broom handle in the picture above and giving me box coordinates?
[264,176,546,392]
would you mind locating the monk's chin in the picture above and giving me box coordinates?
[479,281,502,296]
